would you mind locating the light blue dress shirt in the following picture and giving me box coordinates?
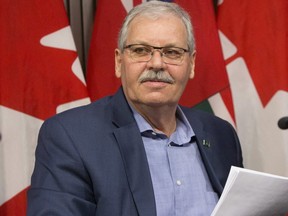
[132,106,219,216]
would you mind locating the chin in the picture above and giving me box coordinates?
[142,98,177,107]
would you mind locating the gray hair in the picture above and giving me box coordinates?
[117,1,195,53]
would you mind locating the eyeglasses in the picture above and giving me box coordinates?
[124,44,189,65]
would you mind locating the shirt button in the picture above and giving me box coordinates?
[176,180,182,186]
[151,132,156,136]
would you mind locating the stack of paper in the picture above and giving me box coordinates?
[211,166,288,216]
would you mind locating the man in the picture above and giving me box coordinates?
[27,1,243,215]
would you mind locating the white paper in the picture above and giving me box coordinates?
[211,166,288,216]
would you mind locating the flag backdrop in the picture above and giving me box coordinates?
[209,0,288,176]
[86,0,228,107]
[0,1,90,215]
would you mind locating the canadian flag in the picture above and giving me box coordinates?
[0,1,90,215]
[86,0,228,107]
[210,0,288,176]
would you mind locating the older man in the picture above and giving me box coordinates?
[27,1,243,216]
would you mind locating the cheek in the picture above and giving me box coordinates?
[120,64,141,87]
[174,71,191,85]
[125,62,147,80]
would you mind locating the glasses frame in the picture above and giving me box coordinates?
[124,44,190,65]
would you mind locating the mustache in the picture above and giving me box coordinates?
[138,70,175,84]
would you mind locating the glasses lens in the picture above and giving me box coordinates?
[128,45,152,62]
[162,48,185,65]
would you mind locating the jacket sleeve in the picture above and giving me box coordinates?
[27,117,96,216]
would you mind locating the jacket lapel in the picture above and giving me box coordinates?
[195,132,224,195]
[111,88,157,216]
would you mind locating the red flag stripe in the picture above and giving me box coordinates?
[0,188,28,216]
[0,1,89,215]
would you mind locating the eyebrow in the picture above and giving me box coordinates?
[128,41,185,48]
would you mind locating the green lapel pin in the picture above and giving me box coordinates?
[202,139,211,148]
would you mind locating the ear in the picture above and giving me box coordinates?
[189,51,196,79]
[115,49,122,78]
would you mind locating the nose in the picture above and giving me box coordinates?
[146,50,165,69]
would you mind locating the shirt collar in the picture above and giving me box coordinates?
[131,105,195,145]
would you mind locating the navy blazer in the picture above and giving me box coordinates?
[27,88,243,216]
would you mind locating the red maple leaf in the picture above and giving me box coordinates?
[218,0,288,107]
[0,0,88,120]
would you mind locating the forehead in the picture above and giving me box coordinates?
[126,15,188,46]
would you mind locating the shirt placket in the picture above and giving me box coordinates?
[167,144,185,216]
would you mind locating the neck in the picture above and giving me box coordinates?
[132,103,178,137]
